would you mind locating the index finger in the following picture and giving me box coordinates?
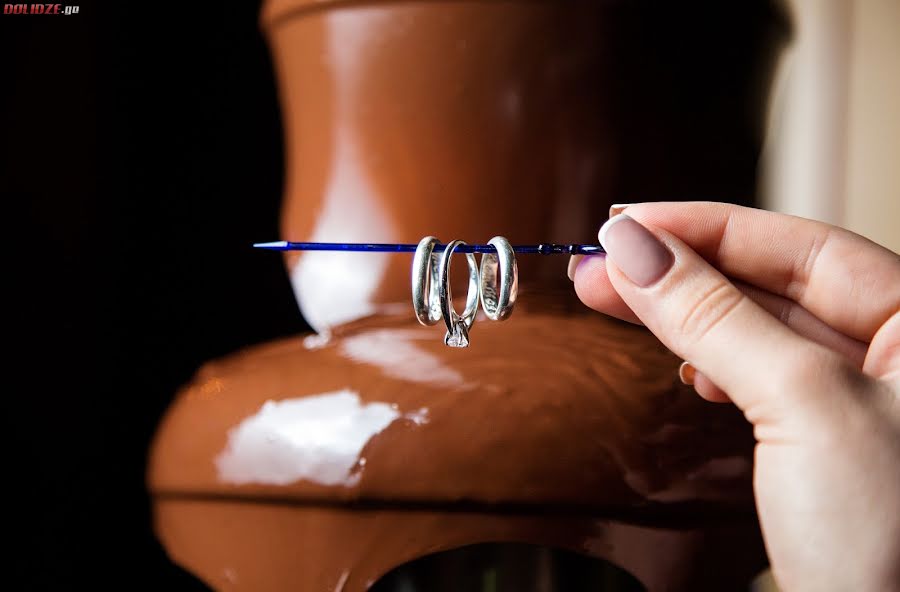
[617,202,900,343]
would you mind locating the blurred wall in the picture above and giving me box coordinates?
[844,0,900,253]
[762,0,900,253]
[756,2,898,589]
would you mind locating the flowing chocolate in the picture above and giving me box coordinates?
[149,0,789,589]
[151,297,766,589]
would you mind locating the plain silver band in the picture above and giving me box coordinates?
[479,236,518,321]
[437,240,480,334]
[411,236,442,326]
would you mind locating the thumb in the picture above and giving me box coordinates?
[598,214,850,423]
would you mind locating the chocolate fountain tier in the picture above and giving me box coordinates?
[148,292,756,516]
[148,0,789,587]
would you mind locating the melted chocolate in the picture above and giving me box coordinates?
[154,500,765,591]
[263,0,786,331]
[149,293,765,589]
[152,292,758,510]
[149,0,788,589]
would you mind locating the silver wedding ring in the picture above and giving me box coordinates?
[411,236,518,347]
[479,236,518,321]
[438,240,480,347]
[412,236,443,326]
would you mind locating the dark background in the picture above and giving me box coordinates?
[3,1,303,587]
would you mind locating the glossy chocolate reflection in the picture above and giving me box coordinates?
[155,499,764,591]
[153,293,760,510]
[151,295,767,590]
[264,0,788,331]
[149,0,789,590]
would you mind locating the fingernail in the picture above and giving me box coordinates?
[678,361,696,385]
[567,255,584,281]
[609,203,634,217]
[598,214,673,287]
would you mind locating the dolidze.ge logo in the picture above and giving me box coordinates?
[3,4,80,14]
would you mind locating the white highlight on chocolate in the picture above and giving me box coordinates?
[340,329,466,386]
[288,12,398,332]
[216,389,423,487]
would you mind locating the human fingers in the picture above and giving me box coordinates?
[674,284,870,404]
[679,361,730,403]
[864,310,900,384]
[596,213,861,422]
[609,202,900,344]
[573,255,869,367]
[736,282,869,367]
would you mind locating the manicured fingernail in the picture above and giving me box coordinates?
[567,255,584,281]
[598,214,673,287]
[678,361,696,385]
[609,203,634,217]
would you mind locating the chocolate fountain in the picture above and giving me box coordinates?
[148,1,789,590]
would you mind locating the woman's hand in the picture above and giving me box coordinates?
[570,202,900,592]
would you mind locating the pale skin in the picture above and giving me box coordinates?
[569,202,900,592]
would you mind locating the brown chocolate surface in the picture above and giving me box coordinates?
[149,0,788,588]
[149,291,756,513]
[150,292,765,590]
[263,0,787,330]
[154,499,765,591]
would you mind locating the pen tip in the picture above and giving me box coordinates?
[253,241,289,250]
